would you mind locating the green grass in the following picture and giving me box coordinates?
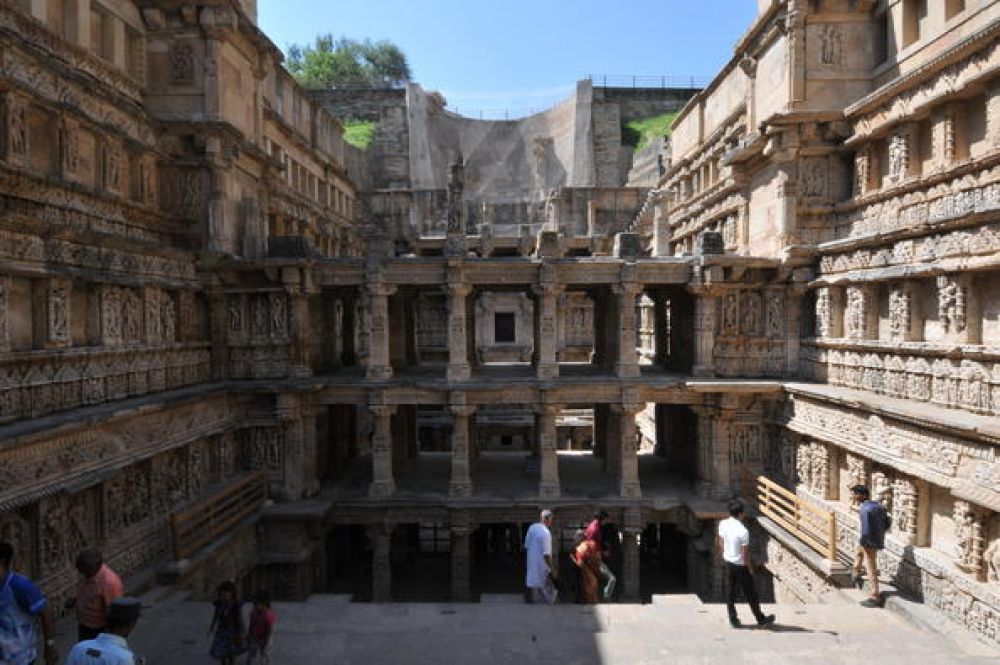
[342,119,376,150]
[622,112,679,151]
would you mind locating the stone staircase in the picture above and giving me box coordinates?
[51,587,1000,664]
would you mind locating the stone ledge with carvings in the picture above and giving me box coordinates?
[802,341,1000,417]
[829,161,1000,245]
[817,220,1000,280]
[0,5,146,117]
[0,344,211,425]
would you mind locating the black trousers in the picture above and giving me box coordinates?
[726,563,766,623]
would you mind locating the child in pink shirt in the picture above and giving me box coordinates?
[246,591,276,664]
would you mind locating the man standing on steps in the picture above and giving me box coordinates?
[717,500,775,629]
[525,510,558,604]
[851,485,888,608]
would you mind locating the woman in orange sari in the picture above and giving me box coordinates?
[572,529,601,604]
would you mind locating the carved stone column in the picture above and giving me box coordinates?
[691,405,719,499]
[691,289,717,377]
[365,278,397,380]
[450,514,472,602]
[449,398,475,498]
[369,523,394,602]
[446,281,471,381]
[535,402,563,499]
[612,397,643,499]
[283,267,312,378]
[937,274,980,344]
[142,286,162,346]
[0,275,10,353]
[815,286,844,338]
[2,94,29,167]
[888,282,921,343]
[369,404,397,498]
[613,282,642,378]
[36,278,72,349]
[652,293,669,367]
[532,279,563,380]
[988,78,1000,148]
[621,508,642,602]
[845,285,876,340]
[276,394,307,501]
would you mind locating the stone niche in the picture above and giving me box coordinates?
[475,292,534,364]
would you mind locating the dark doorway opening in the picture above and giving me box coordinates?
[472,523,526,598]
[326,525,370,601]
[640,523,688,601]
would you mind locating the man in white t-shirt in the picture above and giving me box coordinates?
[717,500,775,628]
[524,510,558,604]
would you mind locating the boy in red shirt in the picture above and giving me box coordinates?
[247,591,276,664]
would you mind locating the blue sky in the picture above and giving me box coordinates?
[259,1,760,117]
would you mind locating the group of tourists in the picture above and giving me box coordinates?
[0,542,276,665]
[523,509,617,606]
[522,484,889,622]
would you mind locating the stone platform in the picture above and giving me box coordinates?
[52,591,1000,665]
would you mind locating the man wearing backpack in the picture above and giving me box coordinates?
[851,485,888,608]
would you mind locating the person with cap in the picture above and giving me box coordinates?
[524,510,558,604]
[65,597,142,665]
[851,484,889,608]
[69,549,124,642]
[0,541,59,665]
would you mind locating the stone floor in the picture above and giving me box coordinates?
[52,591,1000,665]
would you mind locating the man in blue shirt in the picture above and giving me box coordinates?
[851,485,888,608]
[66,597,143,665]
[0,541,59,665]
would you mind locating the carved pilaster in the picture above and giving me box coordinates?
[449,397,475,498]
[0,274,9,353]
[450,513,472,602]
[953,500,986,581]
[612,282,642,378]
[2,93,28,166]
[621,507,643,602]
[815,286,844,338]
[937,274,979,344]
[369,523,394,602]
[533,278,563,380]
[369,404,397,498]
[446,281,471,381]
[886,125,917,186]
[692,290,717,377]
[365,278,396,380]
[142,286,162,345]
[37,278,71,349]
[854,144,878,196]
[845,285,875,340]
[612,396,643,499]
[534,402,563,499]
[891,476,919,545]
[888,282,920,343]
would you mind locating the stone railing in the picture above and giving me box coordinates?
[801,341,1000,416]
[0,344,212,424]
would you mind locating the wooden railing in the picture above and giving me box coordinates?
[169,472,268,560]
[745,473,838,563]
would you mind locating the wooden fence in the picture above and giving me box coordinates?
[169,472,268,560]
[744,472,838,563]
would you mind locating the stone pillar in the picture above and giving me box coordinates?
[449,398,475,498]
[446,281,471,381]
[613,282,642,378]
[653,293,669,367]
[0,275,10,353]
[369,404,396,498]
[783,287,803,377]
[691,289,717,377]
[282,267,312,377]
[987,78,1000,147]
[206,287,229,379]
[621,522,642,602]
[815,286,844,338]
[35,278,71,349]
[613,399,642,499]
[450,514,472,602]
[845,285,876,340]
[370,524,393,602]
[691,405,718,499]
[276,394,315,500]
[365,279,396,380]
[535,403,562,499]
[533,280,563,380]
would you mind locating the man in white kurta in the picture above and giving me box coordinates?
[524,510,558,604]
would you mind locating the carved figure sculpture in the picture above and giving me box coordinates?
[820,25,843,66]
[888,132,908,185]
[8,103,27,157]
[953,500,984,576]
[937,275,967,334]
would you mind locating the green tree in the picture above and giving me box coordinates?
[286,34,412,88]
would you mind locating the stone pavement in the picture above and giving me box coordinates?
[52,591,999,665]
